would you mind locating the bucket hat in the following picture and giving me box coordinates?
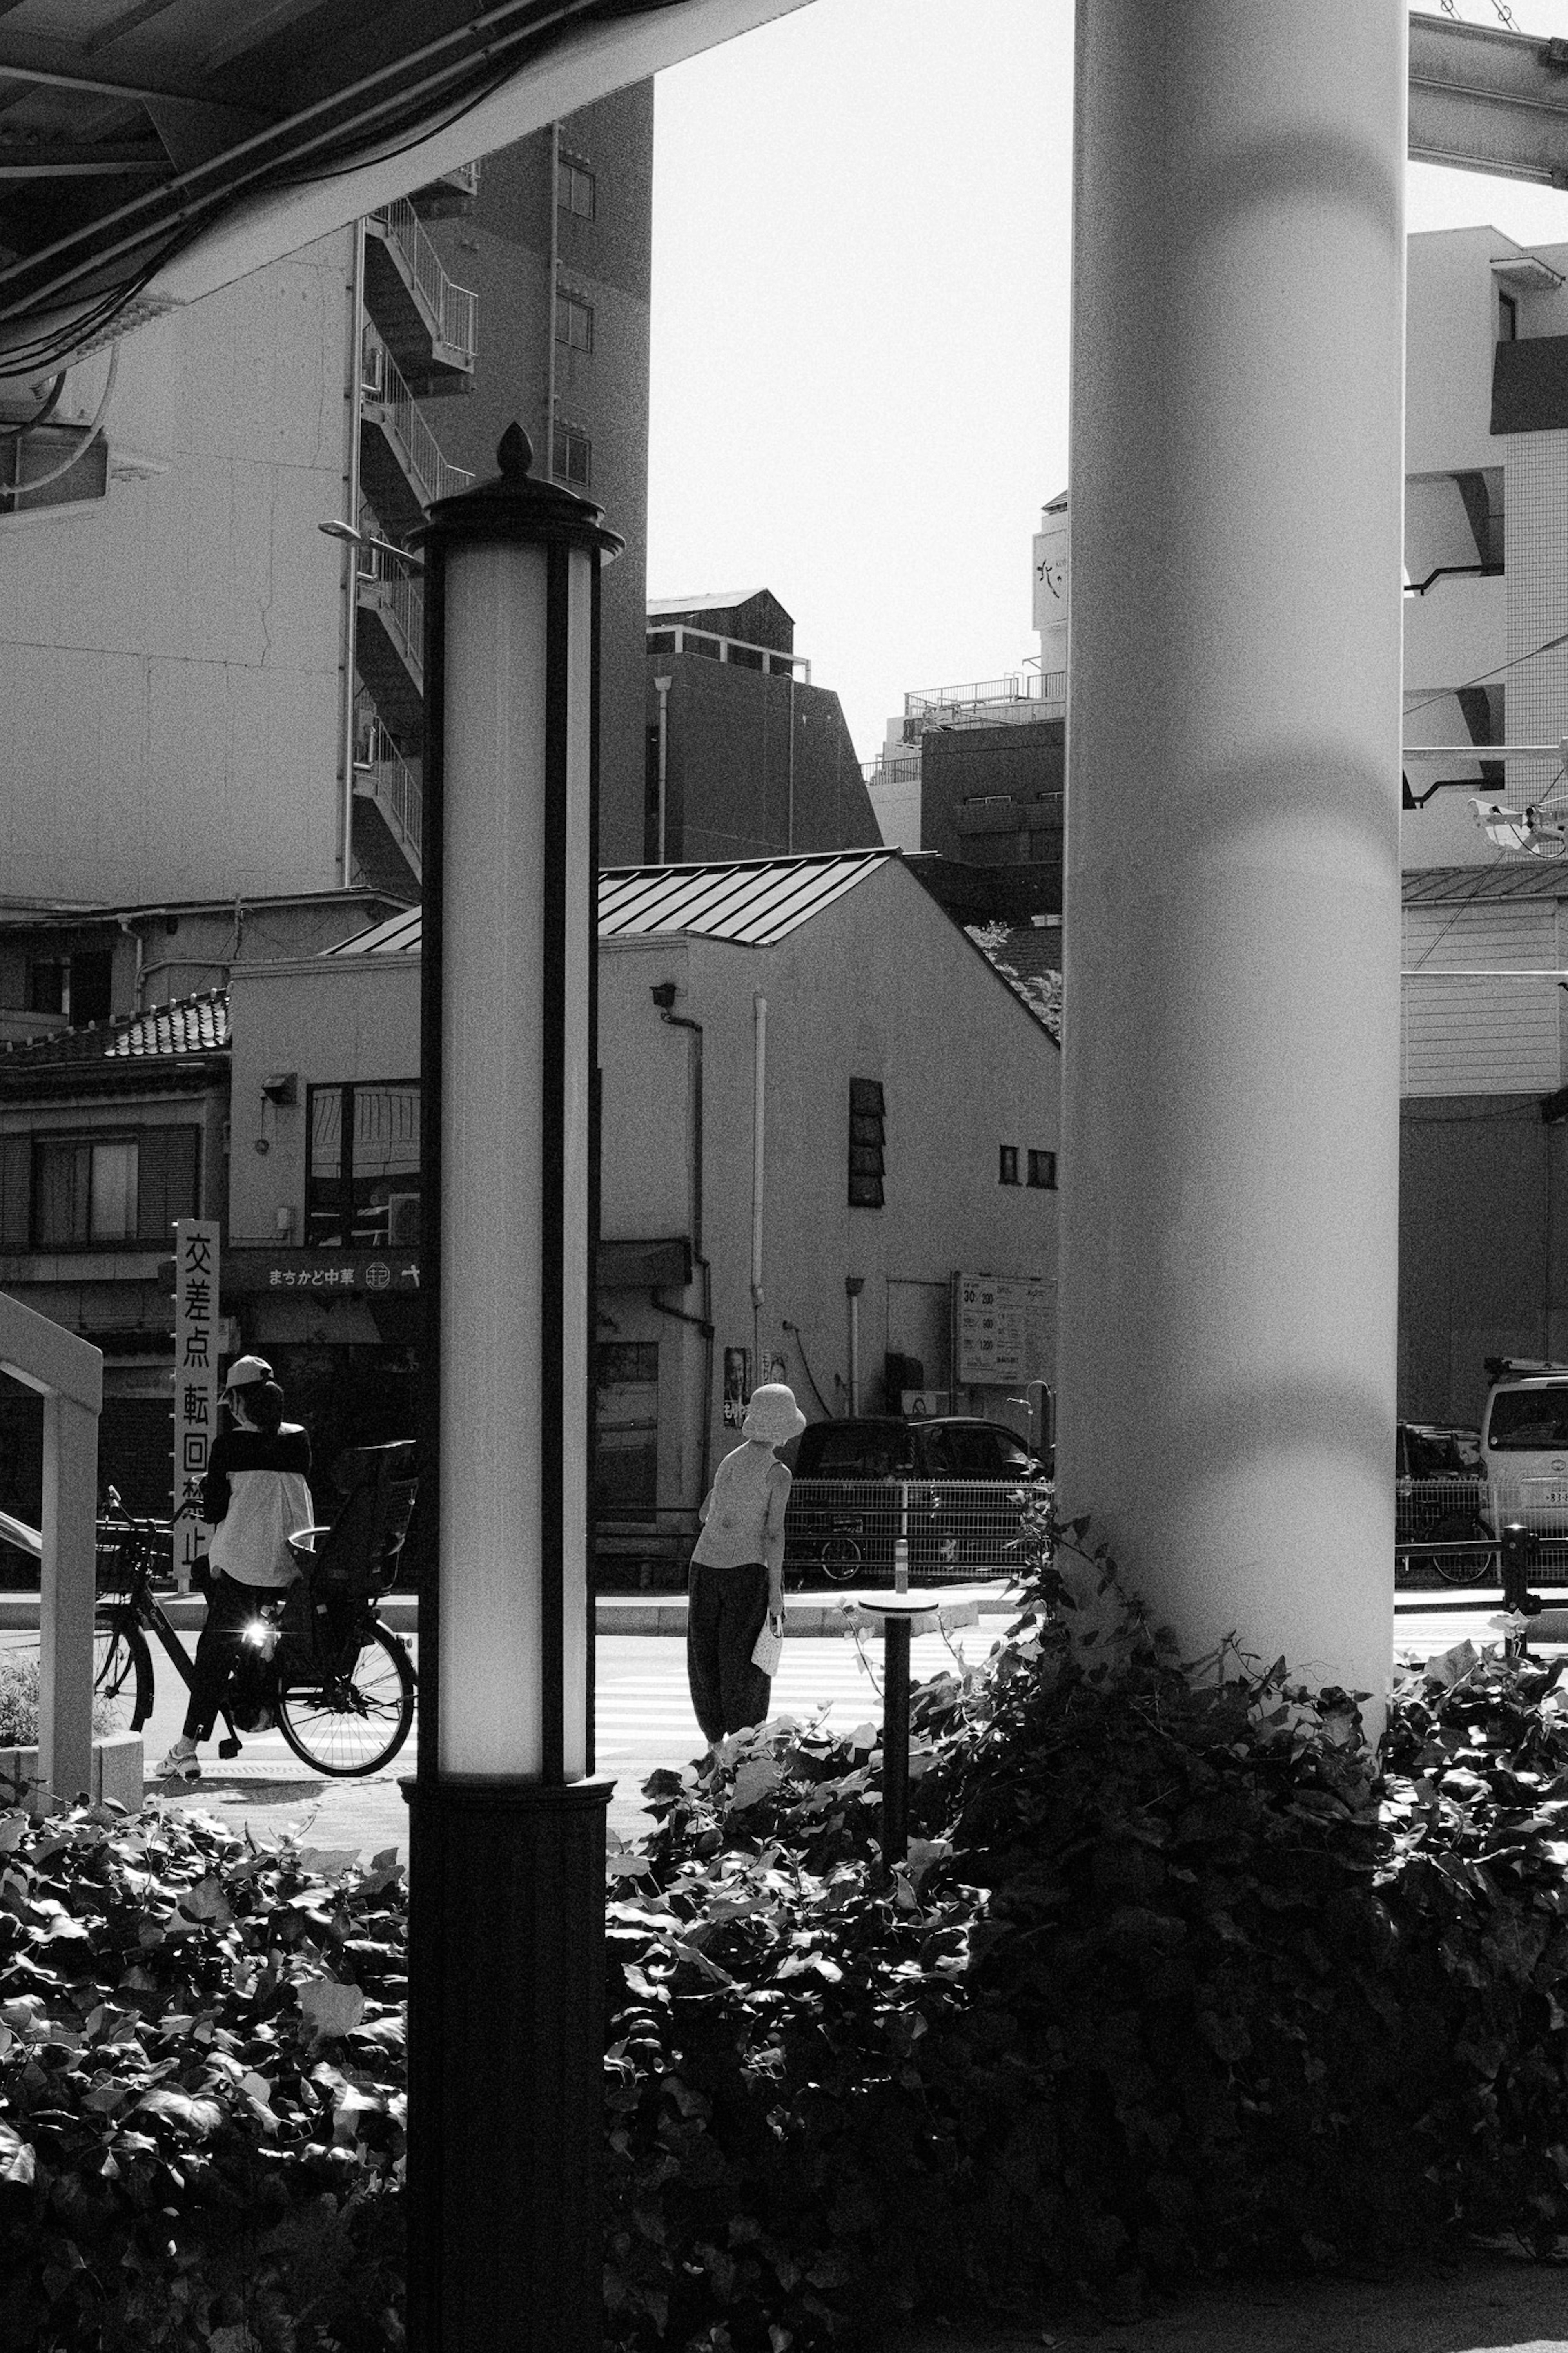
[742,1382,807,1446]
[223,1354,274,1392]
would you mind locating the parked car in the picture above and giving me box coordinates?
[784,1415,1045,1586]
[1394,1420,1490,1586]
[1479,1361,1568,1563]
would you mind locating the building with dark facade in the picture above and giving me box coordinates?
[643,591,881,863]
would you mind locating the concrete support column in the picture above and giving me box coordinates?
[1057,2,1407,1709]
[39,1392,97,1803]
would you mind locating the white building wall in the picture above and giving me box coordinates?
[0,234,352,904]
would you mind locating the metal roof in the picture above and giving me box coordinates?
[327,853,895,957]
[1402,863,1568,906]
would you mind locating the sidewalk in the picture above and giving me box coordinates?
[890,2253,1568,2351]
[0,1584,1021,1637]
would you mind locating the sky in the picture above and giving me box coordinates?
[646,0,1568,769]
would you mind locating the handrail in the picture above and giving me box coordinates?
[644,622,811,682]
[0,1507,40,1558]
[357,538,424,678]
[370,197,477,363]
[361,327,474,509]
[357,747,424,864]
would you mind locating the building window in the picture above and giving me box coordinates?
[0,424,109,516]
[555,291,594,353]
[26,950,112,1026]
[552,422,592,488]
[1499,289,1518,343]
[1027,1149,1057,1190]
[849,1077,885,1208]
[23,1126,199,1250]
[306,1082,421,1249]
[595,1341,659,1512]
[558,156,596,220]
[998,1145,1020,1186]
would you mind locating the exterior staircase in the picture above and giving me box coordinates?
[364,197,476,395]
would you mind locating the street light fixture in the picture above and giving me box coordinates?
[317,516,425,571]
[402,422,622,2351]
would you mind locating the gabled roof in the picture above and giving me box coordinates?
[0,990,229,1070]
[327,853,897,957]
[647,592,779,619]
[599,854,890,944]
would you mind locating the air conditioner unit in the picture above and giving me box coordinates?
[386,1192,421,1247]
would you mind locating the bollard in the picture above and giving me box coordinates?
[854,1590,943,1871]
[1499,1521,1543,1658]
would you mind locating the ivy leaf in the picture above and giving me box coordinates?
[0,2121,34,2184]
[297,1979,365,2041]
[135,2087,223,2137]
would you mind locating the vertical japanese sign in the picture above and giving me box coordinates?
[722,1347,752,1428]
[172,1220,220,1592]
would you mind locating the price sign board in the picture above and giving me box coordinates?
[954,1272,1052,1387]
[172,1220,220,1592]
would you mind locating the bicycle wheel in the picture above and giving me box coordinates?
[1429,1517,1495,1588]
[276,1623,414,1777]
[92,1612,153,1734]
[820,1536,862,1584]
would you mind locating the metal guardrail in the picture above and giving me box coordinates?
[784,1476,1033,1586]
[355,753,423,867]
[361,328,474,508]
[370,197,477,361]
[357,545,424,681]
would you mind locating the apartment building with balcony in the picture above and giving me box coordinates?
[0,89,654,904]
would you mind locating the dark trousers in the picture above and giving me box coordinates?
[687,1560,772,1744]
[182,1572,261,1741]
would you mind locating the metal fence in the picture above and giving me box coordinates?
[784,1477,1038,1586]
[1394,1473,1494,1584]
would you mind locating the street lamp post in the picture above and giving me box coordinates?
[403,423,622,2351]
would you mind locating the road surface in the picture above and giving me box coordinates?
[2,1590,1555,1862]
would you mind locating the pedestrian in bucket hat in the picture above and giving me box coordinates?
[686,1381,807,1743]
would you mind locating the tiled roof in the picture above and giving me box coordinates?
[1403,863,1568,904]
[328,853,896,956]
[0,989,229,1068]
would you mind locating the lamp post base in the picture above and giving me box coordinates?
[403,1773,614,2352]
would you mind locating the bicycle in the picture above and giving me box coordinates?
[94,1482,417,1779]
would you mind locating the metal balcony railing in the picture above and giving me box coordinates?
[644,624,811,682]
[361,327,474,509]
[369,197,477,364]
[357,540,424,682]
[901,670,1068,742]
[354,738,423,872]
[862,755,922,786]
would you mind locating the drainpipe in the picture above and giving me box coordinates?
[653,675,673,861]
[845,1275,863,1414]
[653,990,713,1490]
[786,669,795,853]
[751,993,767,1380]
[116,917,144,1014]
[338,219,366,888]
[545,122,561,480]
